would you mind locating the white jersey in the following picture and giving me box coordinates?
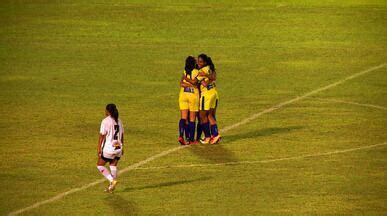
[100,116,124,154]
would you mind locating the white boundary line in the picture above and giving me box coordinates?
[311,97,387,111]
[7,63,386,216]
[135,142,387,170]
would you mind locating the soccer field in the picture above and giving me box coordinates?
[1,0,386,215]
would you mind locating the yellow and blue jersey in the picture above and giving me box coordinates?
[181,69,199,93]
[179,69,200,111]
[197,66,219,111]
[197,66,217,94]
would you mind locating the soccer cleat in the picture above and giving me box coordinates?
[210,135,222,144]
[189,140,199,145]
[104,185,110,193]
[178,137,187,145]
[200,137,211,144]
[108,180,118,193]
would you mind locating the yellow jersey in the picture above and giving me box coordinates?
[197,66,216,94]
[181,68,199,93]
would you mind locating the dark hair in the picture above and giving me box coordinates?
[207,57,215,72]
[198,53,215,72]
[185,56,196,75]
[106,103,119,124]
[198,53,208,65]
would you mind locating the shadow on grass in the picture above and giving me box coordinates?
[122,176,211,192]
[104,194,138,216]
[189,144,238,163]
[189,126,303,163]
[223,126,304,144]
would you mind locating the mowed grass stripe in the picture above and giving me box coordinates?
[7,63,386,216]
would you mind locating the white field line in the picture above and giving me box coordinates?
[7,146,189,216]
[7,63,386,216]
[220,63,386,132]
[135,142,387,170]
[312,97,387,111]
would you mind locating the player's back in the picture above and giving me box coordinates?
[182,69,199,89]
[100,116,124,152]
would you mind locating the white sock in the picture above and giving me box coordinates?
[97,166,113,182]
[110,166,117,180]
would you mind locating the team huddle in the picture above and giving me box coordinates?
[178,54,221,145]
[95,54,221,193]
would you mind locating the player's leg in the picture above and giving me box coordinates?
[188,93,199,144]
[109,159,118,180]
[208,94,221,144]
[107,158,119,192]
[209,107,221,144]
[199,95,211,144]
[179,93,189,145]
[213,98,218,121]
[196,113,203,141]
[185,111,190,142]
[96,156,114,188]
[179,109,189,145]
[188,111,198,144]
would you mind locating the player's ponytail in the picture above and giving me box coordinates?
[207,56,215,72]
[185,56,196,75]
[106,103,119,124]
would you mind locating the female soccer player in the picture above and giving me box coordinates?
[96,104,124,193]
[178,56,200,145]
[195,54,221,144]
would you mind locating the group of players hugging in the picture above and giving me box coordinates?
[178,53,221,145]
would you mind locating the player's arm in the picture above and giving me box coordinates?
[183,76,198,85]
[180,75,194,87]
[200,71,216,87]
[208,70,216,81]
[181,81,193,88]
[97,134,106,157]
[121,133,124,155]
[199,71,216,81]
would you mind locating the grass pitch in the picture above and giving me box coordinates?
[0,0,386,215]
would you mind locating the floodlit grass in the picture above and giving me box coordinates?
[0,0,386,215]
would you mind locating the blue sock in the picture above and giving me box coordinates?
[211,124,219,137]
[188,121,196,141]
[196,120,202,140]
[179,119,185,137]
[184,122,189,140]
[202,122,211,138]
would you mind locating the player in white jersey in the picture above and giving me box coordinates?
[96,104,124,193]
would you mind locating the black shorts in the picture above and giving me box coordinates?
[101,154,121,163]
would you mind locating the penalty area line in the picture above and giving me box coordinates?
[7,63,386,216]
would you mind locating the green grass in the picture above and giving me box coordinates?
[0,0,386,215]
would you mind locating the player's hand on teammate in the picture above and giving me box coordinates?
[198,71,207,76]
